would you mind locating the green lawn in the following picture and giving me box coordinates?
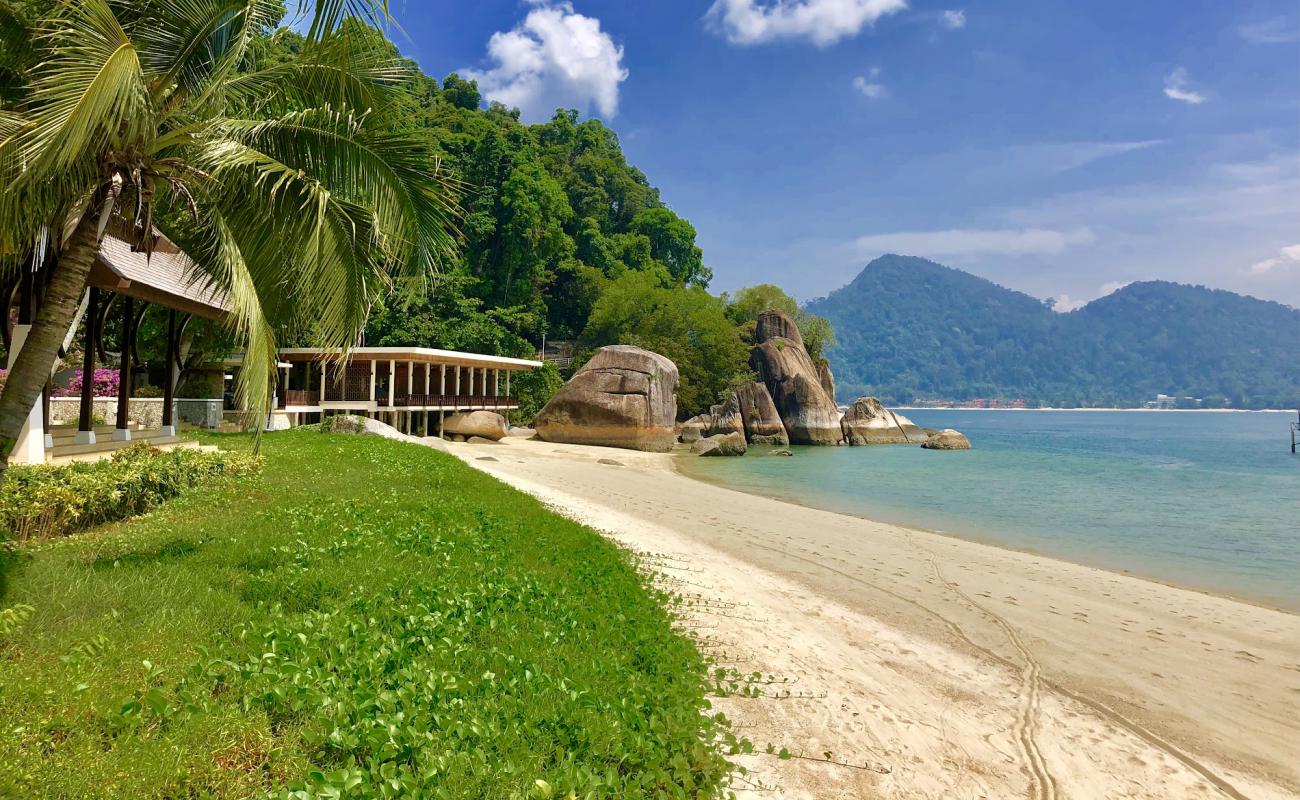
[0,430,730,798]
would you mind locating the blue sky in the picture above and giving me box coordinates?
[384,0,1300,308]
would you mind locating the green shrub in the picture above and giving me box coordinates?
[0,444,262,540]
[70,411,107,429]
[133,384,164,398]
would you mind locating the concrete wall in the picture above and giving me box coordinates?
[48,398,223,430]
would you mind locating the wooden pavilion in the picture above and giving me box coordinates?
[274,347,543,435]
[3,233,229,464]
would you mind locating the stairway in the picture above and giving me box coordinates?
[45,423,202,464]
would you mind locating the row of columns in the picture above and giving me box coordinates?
[3,269,188,462]
[75,287,187,445]
[280,359,513,407]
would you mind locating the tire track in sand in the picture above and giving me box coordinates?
[922,550,1058,800]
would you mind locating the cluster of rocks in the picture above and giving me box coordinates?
[524,312,970,455]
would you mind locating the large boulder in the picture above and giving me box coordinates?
[817,361,837,404]
[702,395,745,438]
[755,308,804,349]
[922,429,972,450]
[750,309,842,446]
[443,410,508,441]
[734,381,788,445]
[534,345,679,452]
[691,431,747,457]
[840,396,922,445]
[678,416,707,444]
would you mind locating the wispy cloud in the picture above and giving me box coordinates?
[853,227,1096,258]
[462,1,627,123]
[1163,68,1206,105]
[1006,140,1164,174]
[1238,16,1300,44]
[940,9,966,29]
[1248,244,1300,275]
[705,0,907,47]
[852,67,886,98]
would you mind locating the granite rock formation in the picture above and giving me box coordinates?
[750,309,843,445]
[691,431,747,457]
[921,429,972,450]
[734,381,789,445]
[840,396,921,445]
[442,410,509,441]
[535,345,679,452]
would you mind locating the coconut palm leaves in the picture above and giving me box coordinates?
[0,0,458,469]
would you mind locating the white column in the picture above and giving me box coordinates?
[505,371,511,399]
[387,359,395,408]
[424,362,431,400]
[6,325,46,465]
[440,364,446,397]
[406,360,413,403]
[494,369,501,398]
[369,359,376,403]
[454,365,460,404]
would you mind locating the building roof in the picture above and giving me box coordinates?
[279,346,544,371]
[89,235,229,320]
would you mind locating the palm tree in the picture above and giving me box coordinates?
[0,0,458,481]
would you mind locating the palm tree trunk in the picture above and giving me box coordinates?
[0,214,98,482]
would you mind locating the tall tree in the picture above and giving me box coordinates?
[0,0,459,480]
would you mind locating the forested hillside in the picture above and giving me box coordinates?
[259,27,768,417]
[808,255,1299,408]
[259,30,707,352]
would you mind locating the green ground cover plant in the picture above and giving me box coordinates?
[0,430,730,798]
[0,444,263,541]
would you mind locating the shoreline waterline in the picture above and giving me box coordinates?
[671,452,1300,616]
[675,409,1300,613]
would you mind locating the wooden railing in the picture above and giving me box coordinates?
[284,390,321,406]
[378,394,517,409]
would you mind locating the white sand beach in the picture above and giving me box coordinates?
[448,437,1300,800]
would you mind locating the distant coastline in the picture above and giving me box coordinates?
[892,406,1295,413]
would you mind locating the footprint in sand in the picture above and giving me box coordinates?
[1073,612,1089,622]
[1234,650,1263,663]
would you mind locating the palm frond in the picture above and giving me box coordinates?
[18,0,149,173]
[291,0,390,42]
[221,26,405,116]
[129,0,278,101]
[205,106,460,276]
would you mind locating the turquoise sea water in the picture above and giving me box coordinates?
[678,411,1300,611]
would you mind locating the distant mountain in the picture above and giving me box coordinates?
[806,254,1300,408]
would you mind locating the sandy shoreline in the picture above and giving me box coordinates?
[448,437,1300,799]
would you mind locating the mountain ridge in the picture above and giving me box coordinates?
[806,254,1299,408]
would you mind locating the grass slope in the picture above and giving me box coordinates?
[0,430,729,798]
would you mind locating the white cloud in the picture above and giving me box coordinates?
[940,9,966,29]
[1248,244,1300,274]
[853,227,1095,258]
[1049,282,1129,313]
[705,0,907,47]
[1163,68,1206,105]
[1239,16,1300,44]
[852,67,886,98]
[1049,294,1086,312]
[462,1,627,123]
